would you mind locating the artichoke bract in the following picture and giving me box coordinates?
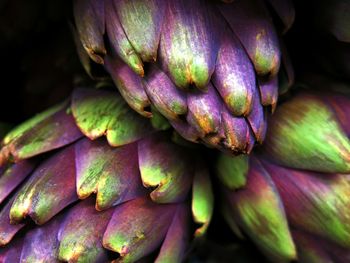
[0,87,214,263]
[73,0,295,154]
[216,88,350,262]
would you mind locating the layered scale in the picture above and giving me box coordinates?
[0,88,214,263]
[216,86,350,262]
[73,0,295,154]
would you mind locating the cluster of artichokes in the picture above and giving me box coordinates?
[1,0,350,262]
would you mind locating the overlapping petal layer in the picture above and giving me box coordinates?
[73,0,294,154]
[217,88,350,262]
[0,87,214,262]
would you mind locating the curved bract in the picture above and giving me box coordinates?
[73,0,295,154]
[0,88,214,263]
[216,86,350,263]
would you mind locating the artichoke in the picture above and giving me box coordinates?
[73,0,295,154]
[5,1,350,262]
[0,87,214,262]
[217,87,350,262]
